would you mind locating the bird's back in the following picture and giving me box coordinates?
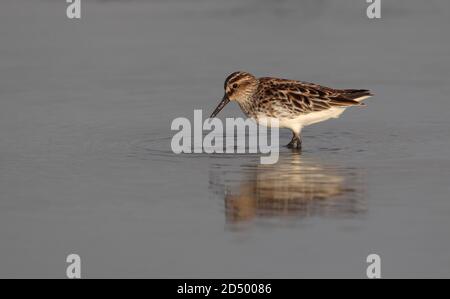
[252,77,373,118]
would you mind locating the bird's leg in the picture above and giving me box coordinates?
[286,132,297,148]
[297,134,302,149]
[286,132,302,149]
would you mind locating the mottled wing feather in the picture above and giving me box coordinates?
[256,78,371,116]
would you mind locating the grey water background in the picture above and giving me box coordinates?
[1,0,449,278]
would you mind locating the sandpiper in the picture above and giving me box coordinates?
[210,71,373,149]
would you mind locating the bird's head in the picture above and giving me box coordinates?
[210,71,258,118]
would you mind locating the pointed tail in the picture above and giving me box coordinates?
[341,89,374,102]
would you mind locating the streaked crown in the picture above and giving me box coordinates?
[223,71,258,102]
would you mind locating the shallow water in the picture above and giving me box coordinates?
[1,0,450,278]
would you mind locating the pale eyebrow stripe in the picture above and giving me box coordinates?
[227,73,247,86]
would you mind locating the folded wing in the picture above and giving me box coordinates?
[258,78,373,115]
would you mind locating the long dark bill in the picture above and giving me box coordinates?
[210,94,230,118]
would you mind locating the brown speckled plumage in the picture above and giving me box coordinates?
[211,71,373,149]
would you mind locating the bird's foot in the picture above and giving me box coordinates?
[286,138,302,150]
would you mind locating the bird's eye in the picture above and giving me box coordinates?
[232,83,238,88]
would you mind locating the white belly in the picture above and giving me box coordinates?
[255,107,346,134]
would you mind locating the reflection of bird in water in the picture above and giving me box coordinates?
[210,152,365,225]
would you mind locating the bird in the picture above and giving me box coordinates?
[210,71,373,149]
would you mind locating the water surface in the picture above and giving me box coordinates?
[1,0,450,278]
